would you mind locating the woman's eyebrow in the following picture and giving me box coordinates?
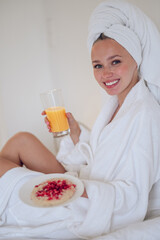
[107,55,122,60]
[92,55,122,63]
[92,60,100,63]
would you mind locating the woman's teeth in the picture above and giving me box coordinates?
[105,80,119,86]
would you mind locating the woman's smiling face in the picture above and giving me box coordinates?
[91,38,139,105]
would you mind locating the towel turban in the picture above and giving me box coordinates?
[88,0,160,104]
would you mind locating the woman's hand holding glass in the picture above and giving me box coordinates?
[41,111,81,145]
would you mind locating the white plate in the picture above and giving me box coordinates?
[19,173,84,208]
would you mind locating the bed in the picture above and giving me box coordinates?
[1,178,160,240]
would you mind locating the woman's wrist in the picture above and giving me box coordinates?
[70,128,81,145]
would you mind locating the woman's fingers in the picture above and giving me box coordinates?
[44,116,49,125]
[41,110,46,116]
[45,117,51,132]
[66,112,77,131]
[41,111,51,132]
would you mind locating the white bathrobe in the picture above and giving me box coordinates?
[1,79,160,239]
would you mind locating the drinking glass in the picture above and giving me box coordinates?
[40,89,70,137]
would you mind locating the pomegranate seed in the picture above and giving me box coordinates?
[35,179,76,200]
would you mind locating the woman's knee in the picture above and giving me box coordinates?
[12,131,37,144]
[1,132,38,153]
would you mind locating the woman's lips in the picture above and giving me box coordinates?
[103,79,120,88]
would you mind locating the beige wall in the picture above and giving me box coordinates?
[0,0,160,152]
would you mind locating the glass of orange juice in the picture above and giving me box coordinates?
[40,89,70,137]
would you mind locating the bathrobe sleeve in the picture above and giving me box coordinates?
[56,123,91,173]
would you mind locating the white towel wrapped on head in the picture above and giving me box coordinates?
[88,0,160,104]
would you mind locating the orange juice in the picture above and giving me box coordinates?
[45,106,69,133]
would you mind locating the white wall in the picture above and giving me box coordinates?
[0,0,160,152]
[0,0,55,152]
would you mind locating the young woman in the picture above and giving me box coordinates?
[1,0,160,239]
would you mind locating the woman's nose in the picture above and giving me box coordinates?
[102,67,113,78]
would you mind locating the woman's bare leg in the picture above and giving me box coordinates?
[0,157,19,177]
[0,132,65,177]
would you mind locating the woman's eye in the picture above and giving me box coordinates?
[112,60,121,65]
[93,64,103,69]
